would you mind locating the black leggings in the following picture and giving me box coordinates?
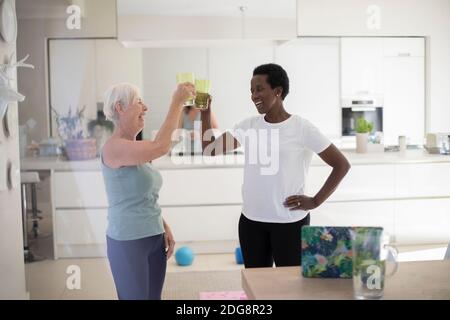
[238,213,310,268]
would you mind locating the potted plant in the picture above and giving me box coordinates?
[355,117,374,153]
[52,106,97,160]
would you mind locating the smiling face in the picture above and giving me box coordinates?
[117,95,148,136]
[250,74,281,114]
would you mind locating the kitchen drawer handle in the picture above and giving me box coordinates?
[398,52,411,57]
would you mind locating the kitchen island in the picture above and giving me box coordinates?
[21,150,450,258]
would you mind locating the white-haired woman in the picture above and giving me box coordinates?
[101,82,195,300]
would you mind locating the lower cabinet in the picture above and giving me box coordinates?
[395,163,450,198]
[51,161,450,257]
[311,200,395,237]
[306,164,396,201]
[54,206,244,257]
[162,206,242,242]
[158,168,243,206]
[55,209,107,245]
[55,209,108,258]
[394,198,450,245]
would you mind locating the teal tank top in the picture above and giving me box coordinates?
[101,156,164,241]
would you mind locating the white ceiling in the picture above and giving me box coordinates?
[117,0,297,19]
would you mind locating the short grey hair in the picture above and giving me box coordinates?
[103,83,140,125]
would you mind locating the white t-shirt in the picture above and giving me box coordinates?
[231,114,331,223]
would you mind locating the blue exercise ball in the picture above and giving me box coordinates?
[175,246,195,266]
[235,247,244,264]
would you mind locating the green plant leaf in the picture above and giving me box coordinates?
[355,117,374,133]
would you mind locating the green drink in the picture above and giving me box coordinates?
[176,72,195,107]
[194,79,211,110]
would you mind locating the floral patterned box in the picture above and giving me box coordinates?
[301,226,355,278]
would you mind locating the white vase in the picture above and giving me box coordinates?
[356,133,369,153]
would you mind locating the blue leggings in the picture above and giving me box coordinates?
[107,233,167,300]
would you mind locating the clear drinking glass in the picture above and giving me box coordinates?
[176,72,195,107]
[350,227,398,300]
[194,79,211,110]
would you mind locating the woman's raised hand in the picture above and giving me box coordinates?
[173,82,196,107]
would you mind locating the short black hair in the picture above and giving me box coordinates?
[253,63,289,100]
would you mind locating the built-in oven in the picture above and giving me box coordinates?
[341,96,383,136]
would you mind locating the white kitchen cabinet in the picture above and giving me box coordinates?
[306,164,395,201]
[394,198,450,244]
[340,37,384,96]
[53,168,244,208]
[159,168,243,206]
[311,200,395,237]
[163,205,242,242]
[46,153,450,257]
[395,162,450,198]
[55,208,108,258]
[117,0,296,46]
[383,38,425,57]
[55,209,107,245]
[275,38,341,139]
[53,171,108,208]
[382,55,425,145]
[340,37,425,146]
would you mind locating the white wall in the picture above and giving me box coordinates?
[17,0,117,142]
[275,38,341,139]
[0,0,28,300]
[297,0,450,133]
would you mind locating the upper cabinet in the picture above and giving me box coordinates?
[340,37,384,96]
[382,38,425,57]
[117,0,297,48]
[340,37,425,144]
[382,38,425,145]
[296,0,436,37]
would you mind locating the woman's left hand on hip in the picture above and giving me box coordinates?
[283,195,318,211]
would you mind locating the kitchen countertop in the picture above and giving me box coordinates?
[241,259,450,300]
[20,149,450,171]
